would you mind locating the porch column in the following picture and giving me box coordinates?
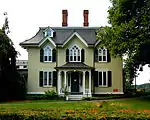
[57,70,61,95]
[82,71,86,95]
[64,71,67,87]
[89,70,92,95]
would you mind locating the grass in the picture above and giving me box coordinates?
[1,97,150,119]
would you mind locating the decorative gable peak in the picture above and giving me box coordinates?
[43,27,55,38]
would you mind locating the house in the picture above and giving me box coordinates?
[16,60,28,81]
[20,10,123,100]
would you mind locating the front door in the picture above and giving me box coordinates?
[71,72,79,92]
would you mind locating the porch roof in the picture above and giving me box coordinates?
[55,62,94,69]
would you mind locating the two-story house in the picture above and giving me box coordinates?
[20,10,123,100]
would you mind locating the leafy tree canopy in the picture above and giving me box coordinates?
[97,0,150,81]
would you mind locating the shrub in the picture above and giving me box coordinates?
[44,90,58,99]
[26,94,46,100]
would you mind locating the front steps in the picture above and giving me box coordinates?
[68,95,83,100]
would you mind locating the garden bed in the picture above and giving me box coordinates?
[1,97,150,119]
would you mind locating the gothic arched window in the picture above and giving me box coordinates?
[69,45,81,62]
[43,45,52,62]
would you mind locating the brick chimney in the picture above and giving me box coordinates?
[83,10,89,26]
[62,10,68,26]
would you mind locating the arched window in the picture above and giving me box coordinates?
[43,45,52,62]
[69,45,81,62]
[98,48,107,62]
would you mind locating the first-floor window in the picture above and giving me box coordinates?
[98,71,107,87]
[43,71,53,86]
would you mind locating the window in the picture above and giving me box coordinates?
[43,45,52,62]
[98,48,107,62]
[47,29,51,36]
[43,71,53,86]
[69,45,81,62]
[44,28,53,37]
[98,71,108,87]
[23,65,27,68]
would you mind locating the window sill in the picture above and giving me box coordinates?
[43,61,53,63]
[98,61,108,63]
[42,85,53,88]
[69,61,81,62]
[98,86,108,88]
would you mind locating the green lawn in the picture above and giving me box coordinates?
[0,97,150,119]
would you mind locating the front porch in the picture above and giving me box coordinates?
[58,70,92,99]
[56,63,93,100]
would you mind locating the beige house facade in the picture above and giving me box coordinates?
[20,10,123,100]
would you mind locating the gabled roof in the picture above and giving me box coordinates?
[62,32,88,47]
[20,27,100,47]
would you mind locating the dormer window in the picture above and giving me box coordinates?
[47,29,51,36]
[44,27,54,37]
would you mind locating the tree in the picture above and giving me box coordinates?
[97,0,150,83]
[0,13,26,101]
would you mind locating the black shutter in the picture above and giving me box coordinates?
[66,49,69,62]
[52,49,56,62]
[40,48,44,62]
[94,48,98,62]
[39,71,43,87]
[94,71,98,87]
[107,50,111,62]
[53,71,57,86]
[108,71,112,87]
[81,49,85,62]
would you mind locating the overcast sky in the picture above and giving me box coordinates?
[0,0,150,85]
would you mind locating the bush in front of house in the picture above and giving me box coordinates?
[44,90,59,100]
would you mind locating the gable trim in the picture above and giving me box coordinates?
[39,37,56,47]
[43,26,54,32]
[62,32,88,47]
[95,40,100,47]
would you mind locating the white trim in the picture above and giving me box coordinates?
[95,40,100,47]
[62,32,88,47]
[43,27,54,33]
[94,92,124,94]
[39,37,56,47]
[27,92,45,94]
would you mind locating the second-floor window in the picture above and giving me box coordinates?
[98,48,107,62]
[44,45,52,62]
[69,45,81,62]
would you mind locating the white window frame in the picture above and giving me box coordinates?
[69,45,81,62]
[43,70,53,87]
[98,48,107,62]
[43,45,52,62]
[98,70,108,87]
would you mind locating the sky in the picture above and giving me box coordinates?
[0,0,150,85]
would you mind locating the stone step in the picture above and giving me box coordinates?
[68,95,83,101]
